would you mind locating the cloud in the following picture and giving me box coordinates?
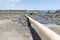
[7,0,21,3]
[0,0,21,10]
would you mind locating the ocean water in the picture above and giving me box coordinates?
[27,10,56,14]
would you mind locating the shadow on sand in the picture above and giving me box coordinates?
[26,17,41,40]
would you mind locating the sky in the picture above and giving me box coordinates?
[0,0,60,10]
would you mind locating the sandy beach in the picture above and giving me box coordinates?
[0,10,60,40]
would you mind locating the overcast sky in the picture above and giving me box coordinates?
[0,0,60,10]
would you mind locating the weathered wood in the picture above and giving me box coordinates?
[25,14,60,40]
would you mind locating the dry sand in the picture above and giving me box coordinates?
[0,19,60,40]
[0,20,33,40]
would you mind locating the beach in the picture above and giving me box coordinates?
[0,10,60,40]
